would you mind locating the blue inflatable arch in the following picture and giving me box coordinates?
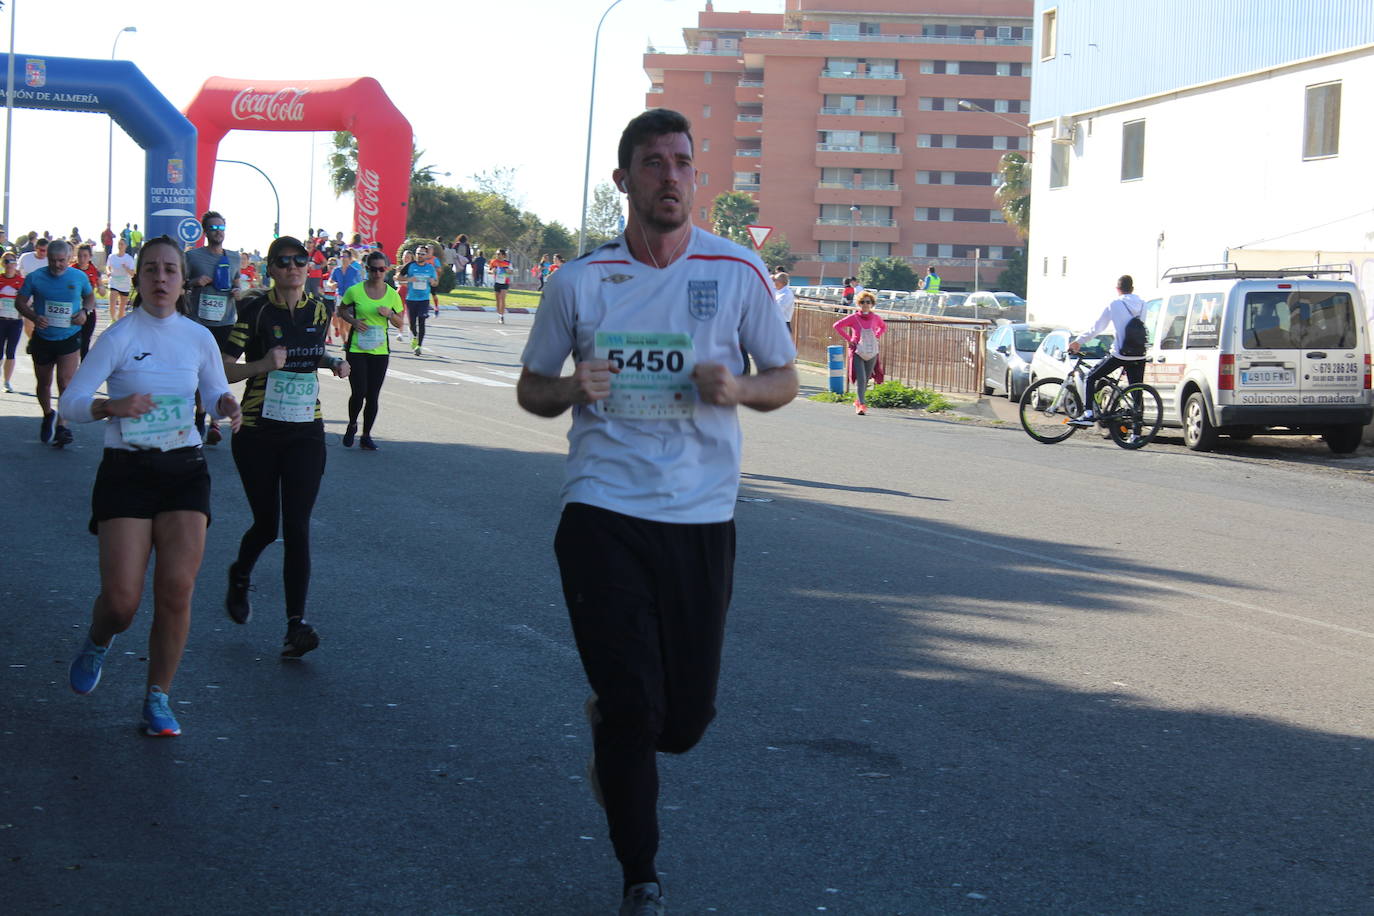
[0,53,197,243]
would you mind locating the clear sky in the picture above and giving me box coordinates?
[0,0,783,252]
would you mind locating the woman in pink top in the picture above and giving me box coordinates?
[833,291,886,415]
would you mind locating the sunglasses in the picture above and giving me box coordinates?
[272,254,310,268]
[207,224,226,231]
[366,265,387,272]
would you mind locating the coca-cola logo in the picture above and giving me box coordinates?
[230,87,309,122]
[355,168,381,242]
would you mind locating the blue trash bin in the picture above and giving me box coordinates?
[828,345,845,394]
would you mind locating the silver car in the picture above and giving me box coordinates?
[1025,329,1116,401]
[984,323,1053,400]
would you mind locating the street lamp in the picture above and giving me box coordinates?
[106,26,136,231]
[216,159,280,239]
[957,99,1031,159]
[848,204,860,278]
[577,0,626,257]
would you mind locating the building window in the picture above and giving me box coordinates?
[701,138,710,152]
[1121,119,1145,181]
[700,172,708,186]
[1041,8,1058,60]
[704,72,712,84]
[702,105,711,118]
[1304,81,1341,159]
[1050,141,1070,189]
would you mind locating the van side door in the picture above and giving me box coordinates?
[1145,293,1191,422]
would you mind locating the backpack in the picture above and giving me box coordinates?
[1121,301,1147,357]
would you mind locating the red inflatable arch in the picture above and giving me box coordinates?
[185,76,412,251]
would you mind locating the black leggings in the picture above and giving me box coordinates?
[408,308,427,345]
[346,352,389,434]
[230,424,326,619]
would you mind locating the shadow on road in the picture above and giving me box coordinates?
[1,411,1369,914]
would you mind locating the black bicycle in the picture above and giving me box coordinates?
[1019,353,1163,449]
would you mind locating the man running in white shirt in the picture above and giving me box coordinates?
[518,108,798,916]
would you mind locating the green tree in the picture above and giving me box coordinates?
[996,152,1030,238]
[327,130,358,196]
[995,249,1027,298]
[709,191,758,247]
[539,221,576,257]
[759,233,798,272]
[859,256,918,292]
[584,182,623,247]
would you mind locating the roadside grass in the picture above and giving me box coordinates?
[437,287,542,309]
[808,380,953,412]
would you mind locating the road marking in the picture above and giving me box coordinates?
[386,369,445,384]
[485,369,522,379]
[507,623,578,659]
[425,369,513,387]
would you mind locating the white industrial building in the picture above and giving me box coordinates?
[1025,1,1374,330]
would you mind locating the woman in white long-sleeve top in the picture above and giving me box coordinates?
[59,235,242,737]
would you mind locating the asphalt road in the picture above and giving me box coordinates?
[3,309,1372,915]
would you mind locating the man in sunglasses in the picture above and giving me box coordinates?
[184,211,243,444]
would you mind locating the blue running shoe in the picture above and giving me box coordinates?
[69,635,112,695]
[142,686,181,737]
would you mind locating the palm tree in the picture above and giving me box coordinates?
[996,152,1030,238]
[327,131,437,195]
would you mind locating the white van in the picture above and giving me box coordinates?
[1141,264,1371,452]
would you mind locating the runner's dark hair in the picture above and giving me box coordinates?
[617,108,693,171]
[128,235,189,312]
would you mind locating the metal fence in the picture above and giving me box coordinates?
[793,304,986,394]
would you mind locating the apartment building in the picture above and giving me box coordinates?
[643,0,1033,289]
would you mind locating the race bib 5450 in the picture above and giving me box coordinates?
[594,331,696,419]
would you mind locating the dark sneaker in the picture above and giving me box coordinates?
[342,423,357,448]
[39,412,54,443]
[226,562,253,625]
[52,425,73,448]
[69,635,113,695]
[142,686,181,736]
[205,424,222,445]
[281,618,320,658]
[619,882,665,916]
[359,436,379,451]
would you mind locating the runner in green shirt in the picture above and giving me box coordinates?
[337,249,404,450]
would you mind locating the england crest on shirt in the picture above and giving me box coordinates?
[687,280,718,320]
[25,59,45,88]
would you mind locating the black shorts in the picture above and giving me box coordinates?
[89,446,211,535]
[406,300,432,318]
[28,333,82,366]
[493,283,509,292]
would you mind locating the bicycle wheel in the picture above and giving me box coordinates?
[1019,377,1083,444]
[1106,383,1163,449]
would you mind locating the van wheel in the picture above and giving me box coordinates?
[1183,392,1218,451]
[1323,424,1363,454]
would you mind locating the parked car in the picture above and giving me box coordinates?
[984,323,1054,400]
[1025,329,1115,405]
[1144,263,1371,452]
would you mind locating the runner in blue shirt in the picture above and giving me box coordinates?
[15,239,95,446]
[402,244,439,356]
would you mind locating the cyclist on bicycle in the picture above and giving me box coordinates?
[1067,274,1148,426]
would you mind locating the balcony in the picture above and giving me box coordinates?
[733,180,761,192]
[814,144,903,170]
[818,70,907,97]
[816,107,905,133]
[733,148,763,170]
[734,116,764,140]
[745,29,1031,48]
[814,182,902,207]
[811,218,900,245]
[735,80,765,104]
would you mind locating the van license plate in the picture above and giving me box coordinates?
[1240,368,1294,386]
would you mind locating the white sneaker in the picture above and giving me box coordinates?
[1068,409,1096,427]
